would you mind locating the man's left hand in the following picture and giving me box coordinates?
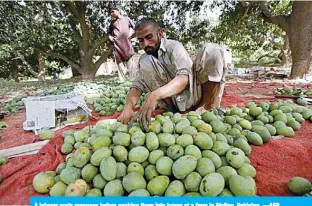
[195,105,207,115]
[138,92,159,132]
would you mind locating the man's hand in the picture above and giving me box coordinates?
[108,35,114,43]
[195,105,207,115]
[138,92,159,132]
[117,105,135,125]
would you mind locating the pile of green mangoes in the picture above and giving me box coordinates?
[0,77,122,118]
[92,81,147,116]
[0,96,26,115]
[274,87,312,96]
[32,98,312,196]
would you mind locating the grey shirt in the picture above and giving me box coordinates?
[131,38,194,111]
[131,39,229,111]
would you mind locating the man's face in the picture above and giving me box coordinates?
[136,25,163,55]
[110,9,119,19]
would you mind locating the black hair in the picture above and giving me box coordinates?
[135,18,160,31]
[109,7,119,13]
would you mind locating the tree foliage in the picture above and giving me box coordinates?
[209,0,292,66]
[0,0,212,80]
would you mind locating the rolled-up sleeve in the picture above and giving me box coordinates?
[167,41,195,111]
[130,64,147,93]
[169,42,193,77]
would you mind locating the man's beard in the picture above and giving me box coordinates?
[144,37,161,55]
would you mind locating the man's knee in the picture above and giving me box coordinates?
[200,80,222,109]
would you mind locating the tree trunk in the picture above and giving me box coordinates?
[37,53,45,81]
[56,2,113,79]
[288,2,312,79]
[280,35,291,66]
[16,52,38,78]
[260,1,312,79]
[258,54,281,64]
[80,65,97,79]
[11,59,19,82]
[71,67,81,77]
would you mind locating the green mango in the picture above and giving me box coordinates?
[73,147,91,168]
[196,157,215,176]
[172,155,197,179]
[146,132,159,151]
[100,156,117,181]
[158,133,175,147]
[176,134,194,148]
[246,132,263,146]
[127,162,144,176]
[216,166,238,186]
[288,177,312,195]
[144,165,159,181]
[175,119,191,134]
[147,176,170,196]
[199,173,225,196]
[251,125,271,143]
[165,180,185,196]
[226,148,245,169]
[233,138,251,156]
[128,146,149,163]
[122,172,147,193]
[193,132,213,150]
[148,150,165,165]
[229,175,256,196]
[184,172,202,192]
[237,163,256,178]
[185,145,202,160]
[202,150,222,169]
[81,163,98,183]
[167,144,184,160]
[103,179,124,196]
[90,147,112,166]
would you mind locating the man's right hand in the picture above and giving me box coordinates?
[117,105,135,124]
[108,35,114,43]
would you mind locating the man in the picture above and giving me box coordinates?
[117,18,232,131]
[108,7,136,81]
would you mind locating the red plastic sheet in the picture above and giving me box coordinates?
[0,82,311,204]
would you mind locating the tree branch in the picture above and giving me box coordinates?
[43,52,82,73]
[14,52,38,77]
[89,35,110,59]
[63,2,83,25]
[63,2,87,43]
[252,35,283,49]
[95,46,113,70]
[259,1,290,34]
[239,1,250,19]
[257,53,281,63]
[69,20,82,41]
[129,1,147,19]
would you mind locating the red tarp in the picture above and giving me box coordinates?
[0,82,311,205]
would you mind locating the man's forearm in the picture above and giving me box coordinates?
[125,88,142,109]
[153,75,189,101]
